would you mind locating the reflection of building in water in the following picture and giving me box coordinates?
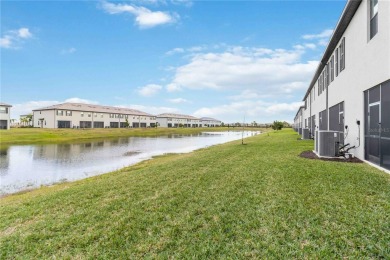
[32,138,132,161]
[0,147,10,170]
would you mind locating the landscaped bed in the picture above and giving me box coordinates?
[1,129,389,258]
[300,150,363,163]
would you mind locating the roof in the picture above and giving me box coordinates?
[0,102,12,107]
[303,0,362,101]
[200,117,221,122]
[157,113,199,120]
[33,103,153,116]
[294,106,305,119]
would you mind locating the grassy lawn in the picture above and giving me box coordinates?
[1,129,389,258]
[0,127,249,145]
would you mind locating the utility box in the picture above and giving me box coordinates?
[302,128,310,140]
[315,131,344,157]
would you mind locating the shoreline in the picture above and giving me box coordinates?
[0,127,266,146]
[0,131,262,197]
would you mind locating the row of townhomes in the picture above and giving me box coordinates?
[0,103,12,130]
[31,103,221,129]
[294,0,390,171]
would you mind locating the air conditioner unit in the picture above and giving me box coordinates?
[302,128,310,140]
[298,128,302,135]
[315,131,344,157]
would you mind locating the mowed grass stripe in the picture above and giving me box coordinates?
[1,129,389,258]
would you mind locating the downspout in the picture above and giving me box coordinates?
[326,65,329,131]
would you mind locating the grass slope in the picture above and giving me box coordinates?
[1,129,389,258]
[0,127,244,145]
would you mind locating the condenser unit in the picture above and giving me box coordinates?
[302,128,310,140]
[315,131,344,157]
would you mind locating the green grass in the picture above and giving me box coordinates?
[0,127,248,146]
[1,129,389,258]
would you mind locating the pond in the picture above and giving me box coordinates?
[0,131,260,195]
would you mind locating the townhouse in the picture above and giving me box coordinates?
[296,0,390,171]
[0,103,12,130]
[157,113,201,128]
[200,117,222,127]
[33,103,156,128]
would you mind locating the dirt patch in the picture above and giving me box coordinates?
[299,150,363,163]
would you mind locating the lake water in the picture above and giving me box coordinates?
[0,131,259,195]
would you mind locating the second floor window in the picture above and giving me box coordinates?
[340,38,345,71]
[370,0,378,39]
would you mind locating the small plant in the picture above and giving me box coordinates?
[272,121,284,131]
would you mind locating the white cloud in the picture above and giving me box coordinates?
[101,1,178,28]
[166,46,317,95]
[166,47,184,55]
[302,29,333,40]
[64,97,98,104]
[137,84,163,96]
[0,36,12,48]
[165,45,207,56]
[265,102,303,114]
[304,43,316,50]
[1,27,33,49]
[167,98,189,104]
[60,47,77,55]
[17,28,32,39]
[193,100,303,123]
[166,83,182,92]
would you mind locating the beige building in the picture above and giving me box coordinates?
[33,103,156,128]
[157,113,201,128]
[200,117,222,127]
[0,103,12,130]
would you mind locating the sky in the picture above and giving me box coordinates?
[1,0,347,123]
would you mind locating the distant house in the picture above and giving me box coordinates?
[32,103,156,128]
[200,117,222,127]
[157,113,201,128]
[0,103,12,130]
[294,0,390,171]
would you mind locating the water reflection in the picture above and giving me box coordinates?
[0,131,259,195]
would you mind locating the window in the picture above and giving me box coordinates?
[57,110,64,116]
[88,113,91,117]
[370,0,378,39]
[330,55,334,82]
[94,113,97,117]
[66,111,72,116]
[0,107,8,113]
[340,38,345,71]
[335,48,339,77]
[101,114,104,118]
[81,112,84,117]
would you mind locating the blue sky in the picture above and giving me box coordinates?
[1,0,346,123]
